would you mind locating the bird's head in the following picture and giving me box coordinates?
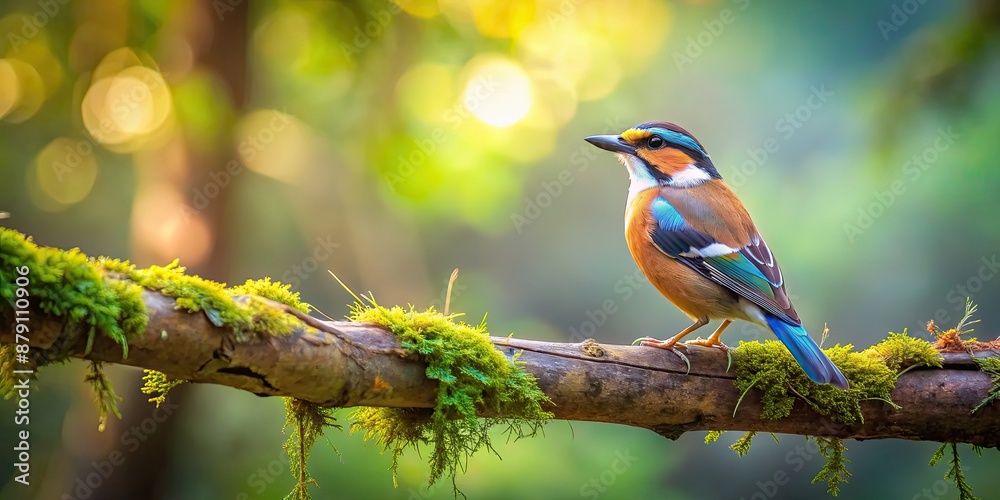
[585,122,721,189]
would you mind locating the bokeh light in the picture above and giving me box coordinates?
[11,42,64,98]
[468,0,536,39]
[0,59,22,120]
[463,56,533,127]
[131,187,213,266]
[81,50,174,153]
[27,138,100,212]
[234,109,316,184]
[396,63,459,124]
[0,58,44,123]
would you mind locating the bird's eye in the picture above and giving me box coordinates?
[647,136,665,149]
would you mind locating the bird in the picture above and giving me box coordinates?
[585,121,849,389]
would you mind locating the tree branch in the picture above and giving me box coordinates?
[3,288,998,446]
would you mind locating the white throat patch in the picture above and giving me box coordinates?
[618,153,657,208]
[618,154,711,208]
[666,165,711,188]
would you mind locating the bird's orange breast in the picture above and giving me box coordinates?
[625,188,740,322]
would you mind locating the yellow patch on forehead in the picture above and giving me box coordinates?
[621,128,653,142]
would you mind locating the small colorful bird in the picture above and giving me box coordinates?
[585,122,848,389]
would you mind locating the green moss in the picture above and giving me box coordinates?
[732,340,897,424]
[971,357,1000,414]
[717,328,979,498]
[704,430,724,444]
[140,369,186,408]
[0,227,313,435]
[85,361,122,432]
[862,329,942,373]
[232,278,310,313]
[0,228,147,361]
[283,398,341,500]
[730,431,756,457]
[811,437,851,496]
[100,258,303,342]
[721,331,938,496]
[930,443,980,500]
[348,303,552,496]
[0,228,309,366]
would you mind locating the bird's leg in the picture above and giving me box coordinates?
[686,320,732,350]
[635,319,709,370]
[637,318,709,348]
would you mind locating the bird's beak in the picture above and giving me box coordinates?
[584,135,636,155]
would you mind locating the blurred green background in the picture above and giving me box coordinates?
[2,0,1000,498]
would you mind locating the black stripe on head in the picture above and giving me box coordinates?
[632,121,721,180]
[634,121,710,160]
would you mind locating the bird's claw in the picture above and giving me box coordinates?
[684,337,730,351]
[683,337,732,372]
[634,337,691,374]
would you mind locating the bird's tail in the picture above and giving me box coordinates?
[765,315,849,389]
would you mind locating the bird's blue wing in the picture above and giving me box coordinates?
[649,196,799,325]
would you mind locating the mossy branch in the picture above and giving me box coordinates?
[3,228,1000,449]
[3,279,1000,445]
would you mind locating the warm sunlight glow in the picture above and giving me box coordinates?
[81,63,173,152]
[463,57,532,128]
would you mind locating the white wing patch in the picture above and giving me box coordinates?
[680,242,739,258]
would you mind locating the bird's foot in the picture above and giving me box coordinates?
[684,337,730,351]
[683,337,733,373]
[633,337,691,374]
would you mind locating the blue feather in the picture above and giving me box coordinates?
[765,315,849,389]
[649,127,707,156]
[705,254,776,299]
[651,197,685,231]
